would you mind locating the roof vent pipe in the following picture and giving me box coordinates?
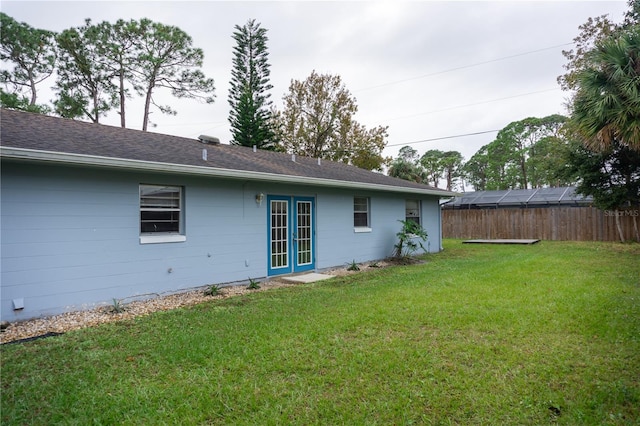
[292,154,296,162]
[253,145,257,153]
[317,158,321,166]
[198,135,220,145]
[202,149,207,161]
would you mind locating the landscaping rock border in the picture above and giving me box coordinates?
[1,260,394,344]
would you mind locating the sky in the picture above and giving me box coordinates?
[0,0,631,165]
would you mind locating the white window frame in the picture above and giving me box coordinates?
[353,197,372,232]
[406,199,421,225]
[139,184,186,244]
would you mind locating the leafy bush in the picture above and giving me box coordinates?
[247,278,260,290]
[346,260,360,271]
[393,219,428,259]
[110,298,127,314]
[204,284,221,296]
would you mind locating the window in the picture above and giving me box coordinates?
[406,199,421,225]
[140,184,185,243]
[353,197,370,228]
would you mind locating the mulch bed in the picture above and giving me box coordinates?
[1,259,408,344]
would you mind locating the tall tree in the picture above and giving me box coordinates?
[560,139,640,241]
[0,12,56,113]
[440,151,464,191]
[420,150,446,188]
[388,146,425,183]
[559,1,640,240]
[132,19,215,131]
[528,132,578,188]
[463,147,489,191]
[464,138,516,191]
[95,19,139,128]
[559,0,639,91]
[338,121,389,170]
[397,146,419,163]
[495,115,567,189]
[273,71,388,171]
[418,149,464,190]
[228,19,275,149]
[54,19,118,123]
[464,115,570,191]
[567,27,640,152]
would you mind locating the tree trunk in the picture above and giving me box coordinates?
[142,86,153,132]
[29,71,37,105]
[119,70,126,128]
[615,213,625,243]
[92,90,100,124]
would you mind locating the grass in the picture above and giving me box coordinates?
[1,240,639,425]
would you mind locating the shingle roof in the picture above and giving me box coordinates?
[1,109,455,196]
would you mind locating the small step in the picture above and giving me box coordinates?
[279,273,334,283]
[463,239,541,245]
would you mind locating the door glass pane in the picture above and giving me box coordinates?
[270,200,288,269]
[296,201,312,266]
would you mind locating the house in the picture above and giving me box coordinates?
[0,109,456,321]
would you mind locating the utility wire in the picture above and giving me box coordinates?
[355,42,573,92]
[384,87,561,122]
[386,129,501,148]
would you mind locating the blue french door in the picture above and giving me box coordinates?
[267,195,315,275]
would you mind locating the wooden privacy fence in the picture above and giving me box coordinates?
[442,206,640,242]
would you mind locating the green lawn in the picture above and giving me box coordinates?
[2,240,639,425]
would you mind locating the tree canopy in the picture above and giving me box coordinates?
[558,0,639,91]
[0,14,215,130]
[388,146,425,183]
[559,0,640,224]
[273,71,388,171]
[567,27,640,152]
[0,12,56,113]
[132,19,215,131]
[388,146,464,190]
[463,115,572,190]
[54,19,118,123]
[228,19,276,150]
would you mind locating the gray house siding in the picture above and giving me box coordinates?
[1,160,443,321]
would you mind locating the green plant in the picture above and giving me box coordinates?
[247,278,260,290]
[393,219,428,259]
[110,298,126,314]
[346,260,360,271]
[368,261,380,268]
[1,241,639,424]
[203,284,220,296]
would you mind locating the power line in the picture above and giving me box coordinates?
[385,87,560,122]
[386,129,501,148]
[355,42,573,92]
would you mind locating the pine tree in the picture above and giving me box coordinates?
[228,19,276,149]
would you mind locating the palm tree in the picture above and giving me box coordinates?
[568,27,640,152]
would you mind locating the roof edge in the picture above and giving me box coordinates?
[1,147,458,197]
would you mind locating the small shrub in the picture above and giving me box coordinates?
[347,260,360,271]
[110,298,127,314]
[369,261,381,268]
[393,219,428,259]
[204,284,220,296]
[247,278,260,290]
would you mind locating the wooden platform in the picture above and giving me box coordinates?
[463,239,541,245]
